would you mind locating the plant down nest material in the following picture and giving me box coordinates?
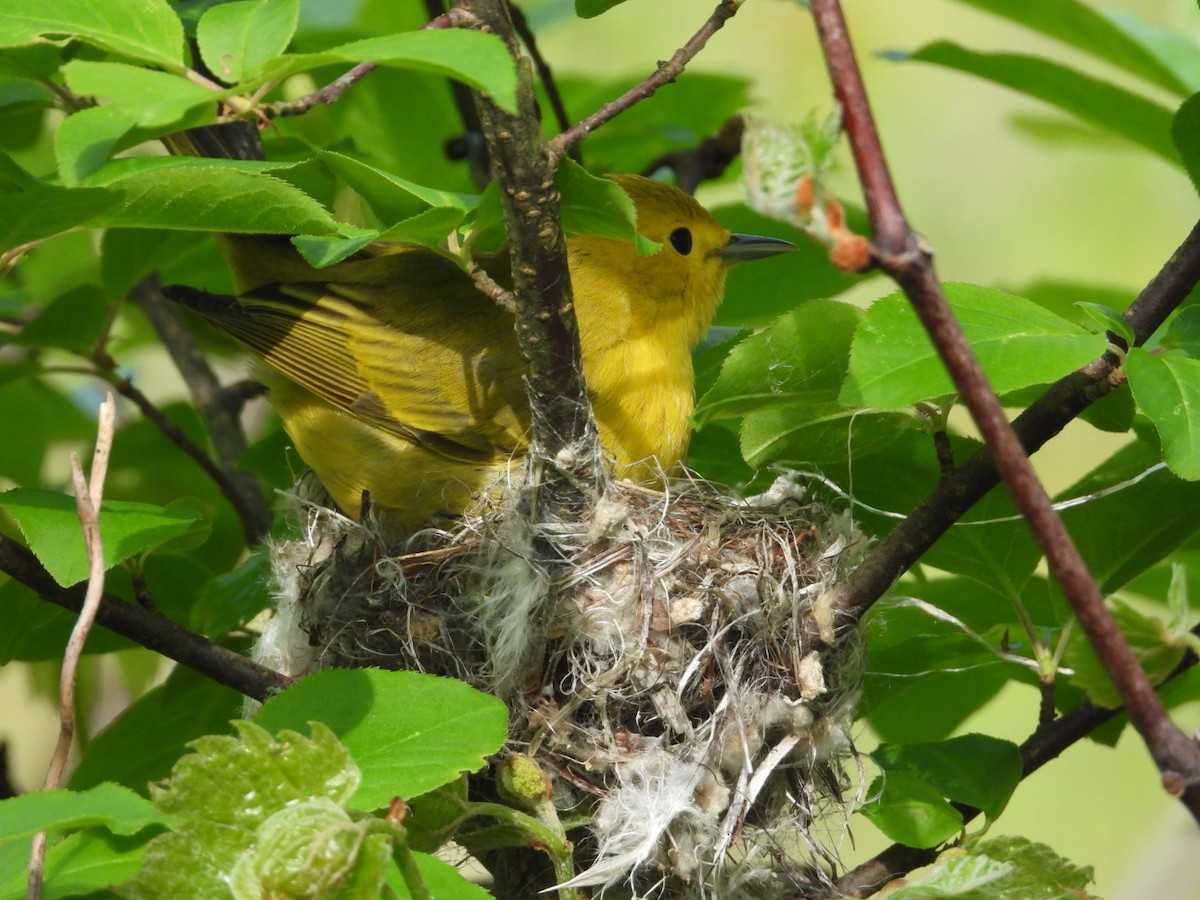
[257,468,868,898]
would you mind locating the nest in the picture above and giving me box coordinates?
[257,467,867,897]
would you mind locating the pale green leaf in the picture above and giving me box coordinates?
[62,61,219,130]
[196,0,300,84]
[944,0,1190,94]
[0,784,165,841]
[254,668,507,811]
[0,0,185,72]
[1126,349,1200,480]
[841,284,1103,408]
[0,489,204,587]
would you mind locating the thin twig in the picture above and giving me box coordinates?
[0,534,292,701]
[263,9,474,120]
[549,0,743,158]
[808,0,1200,818]
[640,115,745,194]
[28,394,116,900]
[507,1,578,162]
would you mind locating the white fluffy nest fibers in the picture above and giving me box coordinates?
[257,470,868,897]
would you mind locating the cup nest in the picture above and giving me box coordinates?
[257,468,868,897]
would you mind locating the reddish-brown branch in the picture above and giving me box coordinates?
[549,0,742,158]
[0,535,292,702]
[808,0,1200,818]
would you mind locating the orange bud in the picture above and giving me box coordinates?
[829,234,872,273]
[825,200,844,233]
[793,176,815,213]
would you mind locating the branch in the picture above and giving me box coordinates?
[549,0,743,158]
[831,630,1200,898]
[458,0,600,519]
[261,9,474,120]
[0,534,292,702]
[808,0,1200,817]
[29,395,115,900]
[507,2,575,147]
[640,114,744,194]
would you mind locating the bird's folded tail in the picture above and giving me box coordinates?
[163,120,265,162]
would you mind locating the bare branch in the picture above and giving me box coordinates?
[0,534,292,701]
[28,395,115,900]
[808,0,1200,818]
[549,0,743,158]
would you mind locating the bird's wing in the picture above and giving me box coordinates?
[173,251,530,463]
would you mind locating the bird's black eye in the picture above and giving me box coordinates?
[669,227,693,256]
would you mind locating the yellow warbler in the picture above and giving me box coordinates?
[173,175,793,529]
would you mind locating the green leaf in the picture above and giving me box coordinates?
[121,721,360,899]
[196,0,300,84]
[385,850,494,900]
[54,106,137,186]
[1065,597,1190,707]
[1074,301,1134,346]
[0,489,204,587]
[1161,306,1200,357]
[841,284,1103,408]
[558,158,659,254]
[62,60,220,129]
[861,770,963,849]
[69,666,243,794]
[261,30,518,114]
[0,0,186,72]
[0,832,148,900]
[227,798,394,900]
[0,784,166,842]
[739,404,914,468]
[318,150,477,223]
[1057,437,1200,594]
[188,551,272,637]
[0,153,117,252]
[83,159,341,235]
[575,0,627,17]
[6,284,111,353]
[903,42,1179,165]
[872,734,1022,820]
[1126,349,1200,480]
[254,668,507,811]
[1172,92,1200,195]
[883,834,1095,899]
[1102,9,1200,94]
[696,299,862,423]
[376,206,469,247]
[943,0,1191,95]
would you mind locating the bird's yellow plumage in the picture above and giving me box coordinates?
[175,175,793,529]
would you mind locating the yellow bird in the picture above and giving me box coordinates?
[172,175,794,530]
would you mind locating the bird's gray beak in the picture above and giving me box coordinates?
[716,232,797,263]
